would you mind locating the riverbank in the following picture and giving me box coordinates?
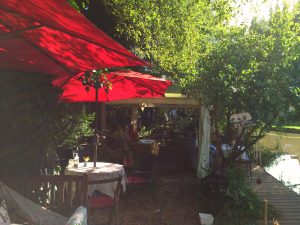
[260,132,300,194]
[260,131,300,159]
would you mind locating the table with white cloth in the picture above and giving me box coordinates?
[65,162,126,198]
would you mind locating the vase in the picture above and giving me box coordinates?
[84,161,87,167]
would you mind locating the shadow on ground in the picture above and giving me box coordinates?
[89,171,200,225]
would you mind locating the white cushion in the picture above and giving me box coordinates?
[199,213,214,225]
[65,206,87,225]
[0,199,10,223]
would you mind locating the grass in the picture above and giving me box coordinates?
[272,125,300,129]
[282,125,300,130]
[260,131,300,159]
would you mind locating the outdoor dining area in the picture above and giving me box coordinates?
[0,109,198,225]
[2,0,299,224]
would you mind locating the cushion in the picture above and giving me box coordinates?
[89,196,115,208]
[0,199,10,223]
[65,206,87,225]
[127,175,146,184]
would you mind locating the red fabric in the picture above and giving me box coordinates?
[126,175,147,184]
[58,70,172,102]
[0,0,149,86]
[89,196,115,208]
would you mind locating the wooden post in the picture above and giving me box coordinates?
[131,105,139,132]
[264,199,268,225]
[259,144,262,166]
[197,103,210,178]
[100,102,106,130]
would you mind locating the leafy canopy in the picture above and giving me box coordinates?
[101,0,233,75]
[181,4,300,168]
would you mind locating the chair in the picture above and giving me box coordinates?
[5,174,88,216]
[125,151,156,198]
[87,175,122,225]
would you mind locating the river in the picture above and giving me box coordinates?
[265,154,300,194]
[261,132,300,194]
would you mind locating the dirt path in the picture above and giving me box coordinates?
[90,140,200,225]
[121,172,200,225]
[88,171,200,225]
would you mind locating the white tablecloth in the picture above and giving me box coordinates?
[65,162,126,198]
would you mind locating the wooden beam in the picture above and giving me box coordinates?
[106,97,200,108]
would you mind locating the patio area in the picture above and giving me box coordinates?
[89,171,199,225]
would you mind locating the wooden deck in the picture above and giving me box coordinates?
[251,164,300,225]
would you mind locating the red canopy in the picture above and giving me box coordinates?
[0,0,149,86]
[59,70,172,102]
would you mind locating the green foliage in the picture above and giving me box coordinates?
[214,165,262,225]
[182,5,300,167]
[53,104,95,150]
[67,0,89,12]
[257,144,283,167]
[0,72,95,175]
[138,126,154,138]
[0,72,60,175]
[79,69,112,92]
[101,0,233,75]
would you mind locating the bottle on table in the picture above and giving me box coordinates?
[73,153,79,168]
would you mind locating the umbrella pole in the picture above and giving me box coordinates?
[94,87,100,167]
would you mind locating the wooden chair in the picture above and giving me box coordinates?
[87,175,122,225]
[125,151,156,198]
[5,174,88,216]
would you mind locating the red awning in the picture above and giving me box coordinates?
[59,70,172,102]
[0,0,149,86]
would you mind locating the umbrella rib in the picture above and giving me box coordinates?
[0,25,44,40]
[0,5,148,65]
[0,19,75,75]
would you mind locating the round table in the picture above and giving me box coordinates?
[65,162,126,198]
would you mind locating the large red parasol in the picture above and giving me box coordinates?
[0,0,151,166]
[0,0,149,86]
[59,70,172,103]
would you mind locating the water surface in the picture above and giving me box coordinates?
[266,154,300,194]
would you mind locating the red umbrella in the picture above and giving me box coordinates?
[59,70,172,103]
[0,0,149,86]
[57,70,171,166]
[0,0,150,166]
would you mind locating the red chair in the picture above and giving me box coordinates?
[125,152,156,198]
[87,175,122,225]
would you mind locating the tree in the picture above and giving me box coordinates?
[67,0,299,171]
[181,4,300,170]
[69,0,234,77]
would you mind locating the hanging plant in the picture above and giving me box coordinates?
[78,69,112,93]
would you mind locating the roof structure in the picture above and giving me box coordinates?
[106,96,200,108]
[106,85,200,108]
